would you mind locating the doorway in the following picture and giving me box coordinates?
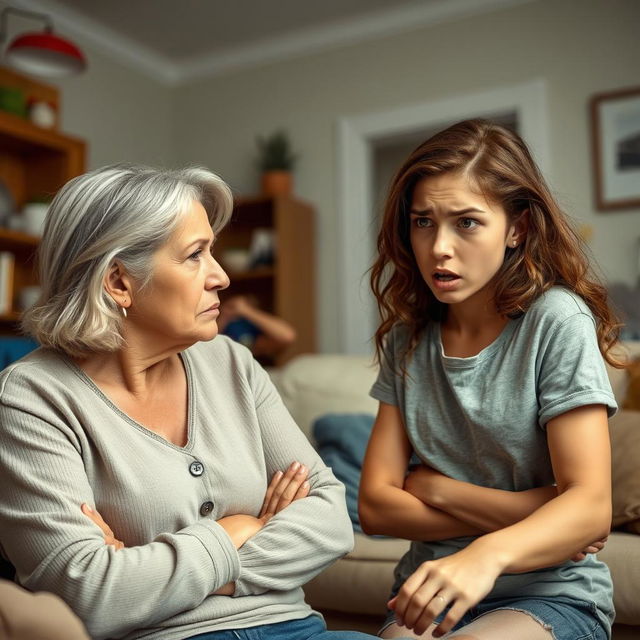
[336,80,550,354]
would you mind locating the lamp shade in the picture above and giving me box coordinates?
[5,31,86,77]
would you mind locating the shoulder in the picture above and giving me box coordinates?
[524,286,595,330]
[0,348,72,398]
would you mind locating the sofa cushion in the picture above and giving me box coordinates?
[272,354,378,443]
[610,411,640,534]
[598,532,640,625]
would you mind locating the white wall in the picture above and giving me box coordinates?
[172,0,640,353]
[0,0,173,169]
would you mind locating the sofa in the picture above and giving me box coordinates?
[270,343,640,639]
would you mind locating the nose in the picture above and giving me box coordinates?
[432,226,454,260]
[205,255,230,291]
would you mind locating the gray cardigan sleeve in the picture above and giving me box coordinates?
[231,354,354,597]
[0,379,240,640]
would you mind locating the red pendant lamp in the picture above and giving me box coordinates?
[1,7,86,78]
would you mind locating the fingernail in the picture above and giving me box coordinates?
[291,461,300,471]
[297,465,306,475]
[82,503,93,513]
[302,481,310,489]
[433,629,443,638]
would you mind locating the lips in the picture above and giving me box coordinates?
[433,269,460,281]
[202,302,220,313]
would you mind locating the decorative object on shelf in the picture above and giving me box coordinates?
[591,86,640,210]
[221,248,251,273]
[248,228,275,269]
[0,179,17,227]
[28,99,55,128]
[22,198,50,236]
[0,85,26,117]
[255,129,298,196]
[0,7,87,78]
[0,251,14,314]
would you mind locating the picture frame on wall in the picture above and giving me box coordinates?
[590,86,640,211]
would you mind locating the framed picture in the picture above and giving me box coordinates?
[590,86,640,210]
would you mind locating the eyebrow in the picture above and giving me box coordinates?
[409,207,485,216]
[184,236,214,250]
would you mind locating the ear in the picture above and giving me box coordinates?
[507,209,529,248]
[104,260,133,310]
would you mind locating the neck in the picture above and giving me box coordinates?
[444,287,504,336]
[74,329,189,396]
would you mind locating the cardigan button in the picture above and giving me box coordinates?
[200,501,214,516]
[189,460,204,477]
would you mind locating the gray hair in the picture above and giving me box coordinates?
[22,163,233,356]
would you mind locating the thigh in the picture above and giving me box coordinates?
[448,609,553,640]
[379,621,439,639]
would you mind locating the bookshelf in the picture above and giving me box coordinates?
[0,65,86,334]
[217,195,316,365]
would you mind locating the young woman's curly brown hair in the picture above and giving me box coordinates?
[370,119,623,370]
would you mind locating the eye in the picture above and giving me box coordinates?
[188,249,203,261]
[458,218,479,230]
[413,217,432,228]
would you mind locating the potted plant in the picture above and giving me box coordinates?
[255,129,298,197]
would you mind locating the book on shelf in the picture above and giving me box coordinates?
[0,251,15,315]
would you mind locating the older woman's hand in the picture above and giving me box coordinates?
[81,503,125,550]
[259,461,310,520]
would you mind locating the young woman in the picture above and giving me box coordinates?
[359,119,623,640]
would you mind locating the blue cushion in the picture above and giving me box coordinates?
[312,413,375,532]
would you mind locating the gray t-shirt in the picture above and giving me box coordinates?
[370,287,617,634]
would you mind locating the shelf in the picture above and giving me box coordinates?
[0,311,21,323]
[0,228,40,248]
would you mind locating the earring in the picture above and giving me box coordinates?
[512,241,518,247]
[121,298,127,318]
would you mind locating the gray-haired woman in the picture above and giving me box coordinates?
[0,165,377,640]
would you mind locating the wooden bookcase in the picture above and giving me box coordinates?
[0,67,86,332]
[217,196,316,365]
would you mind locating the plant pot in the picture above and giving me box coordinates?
[261,170,293,197]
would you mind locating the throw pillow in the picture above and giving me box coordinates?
[610,410,640,534]
[312,413,375,532]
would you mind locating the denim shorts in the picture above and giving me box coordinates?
[188,614,378,640]
[381,595,609,640]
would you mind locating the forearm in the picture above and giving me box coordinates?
[241,307,295,345]
[20,522,240,638]
[406,473,558,532]
[233,467,353,596]
[472,485,611,573]
[359,484,482,541]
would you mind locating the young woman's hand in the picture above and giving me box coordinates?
[259,461,310,520]
[389,544,503,637]
[81,503,125,550]
[571,536,608,562]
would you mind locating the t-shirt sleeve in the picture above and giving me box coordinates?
[537,312,617,427]
[370,325,400,406]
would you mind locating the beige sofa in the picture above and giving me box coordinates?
[270,343,640,639]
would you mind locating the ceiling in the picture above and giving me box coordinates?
[49,0,426,61]
[8,0,533,84]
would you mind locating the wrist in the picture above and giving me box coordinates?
[469,534,514,574]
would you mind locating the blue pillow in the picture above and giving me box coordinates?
[312,413,375,533]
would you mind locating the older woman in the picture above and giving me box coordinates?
[0,165,378,640]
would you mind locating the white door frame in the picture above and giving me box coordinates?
[336,79,551,354]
